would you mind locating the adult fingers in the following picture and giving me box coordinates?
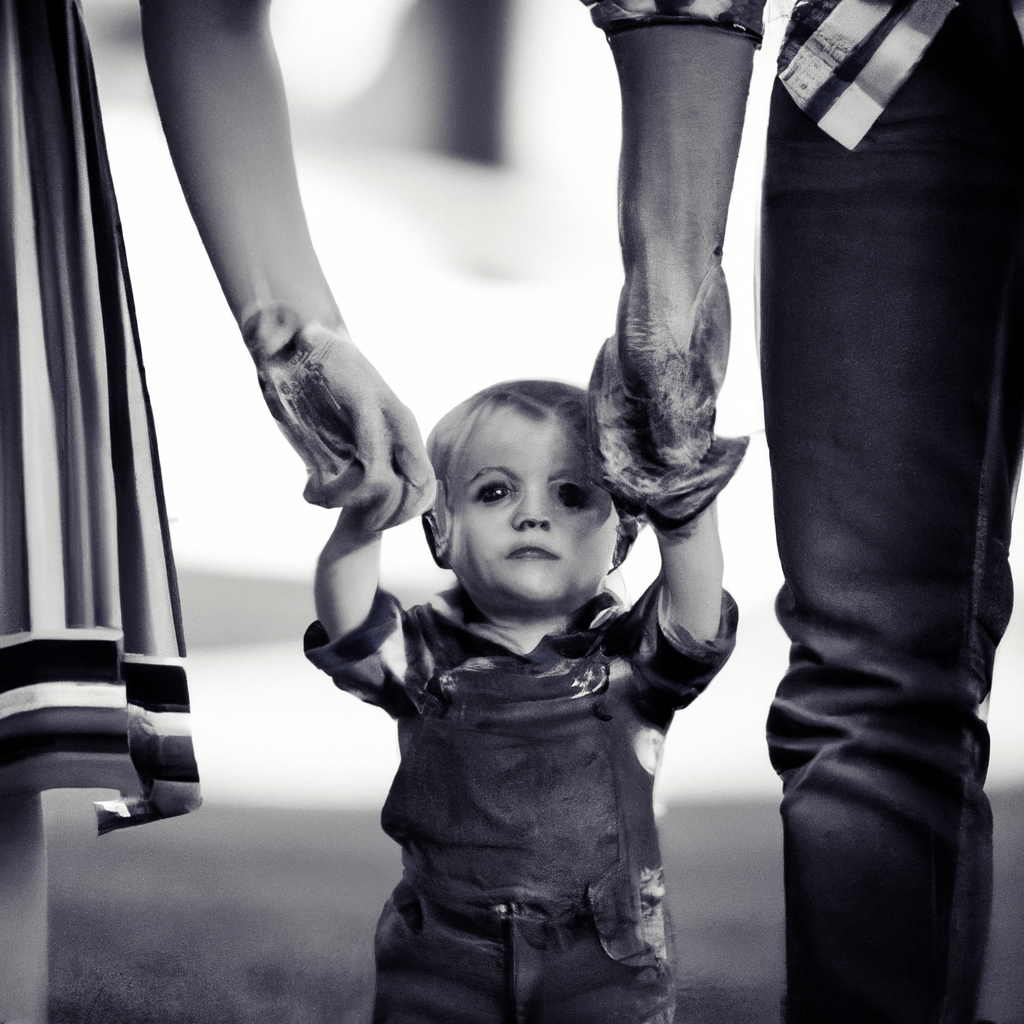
[355,407,435,531]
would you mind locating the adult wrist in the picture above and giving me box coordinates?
[240,304,347,365]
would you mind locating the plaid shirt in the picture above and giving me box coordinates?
[583,0,1024,149]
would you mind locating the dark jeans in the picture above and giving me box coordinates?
[372,881,674,1024]
[760,2,1024,1022]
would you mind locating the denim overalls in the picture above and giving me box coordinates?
[306,584,737,1022]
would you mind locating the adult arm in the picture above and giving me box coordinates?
[611,24,755,352]
[590,24,756,523]
[139,0,434,528]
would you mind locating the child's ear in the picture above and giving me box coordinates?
[422,481,452,570]
[610,513,641,572]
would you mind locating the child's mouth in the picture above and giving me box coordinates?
[507,546,559,560]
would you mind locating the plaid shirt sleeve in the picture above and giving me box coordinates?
[304,589,430,718]
[777,0,957,149]
[581,0,980,151]
[581,0,765,43]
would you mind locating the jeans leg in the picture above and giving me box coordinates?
[760,3,1024,1021]
[372,885,507,1024]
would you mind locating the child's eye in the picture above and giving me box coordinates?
[557,483,588,509]
[477,483,512,503]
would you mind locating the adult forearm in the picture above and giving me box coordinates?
[611,24,754,342]
[140,0,340,332]
[589,24,754,524]
[141,0,437,523]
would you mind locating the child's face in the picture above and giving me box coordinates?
[442,406,618,625]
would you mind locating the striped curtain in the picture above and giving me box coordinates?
[0,0,200,832]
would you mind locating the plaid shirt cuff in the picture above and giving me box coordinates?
[581,0,764,43]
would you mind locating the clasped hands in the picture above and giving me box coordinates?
[244,306,435,532]
[242,266,745,536]
[589,262,748,532]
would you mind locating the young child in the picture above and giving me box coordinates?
[304,379,739,1024]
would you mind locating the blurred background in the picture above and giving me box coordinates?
[41,1,1024,1021]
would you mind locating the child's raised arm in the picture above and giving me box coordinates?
[654,503,725,643]
[314,510,384,641]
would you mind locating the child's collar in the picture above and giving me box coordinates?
[427,586,622,641]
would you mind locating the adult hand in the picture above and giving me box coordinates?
[245,307,435,530]
[590,262,747,528]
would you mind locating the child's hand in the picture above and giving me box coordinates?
[244,307,435,530]
[589,263,747,529]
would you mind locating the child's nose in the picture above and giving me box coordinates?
[512,494,551,530]
[515,514,549,530]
